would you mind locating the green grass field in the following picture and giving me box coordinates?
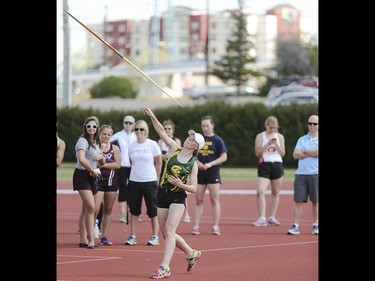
[57,162,295,182]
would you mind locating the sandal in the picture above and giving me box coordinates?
[78,243,88,248]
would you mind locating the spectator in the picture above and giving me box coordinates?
[192,115,228,235]
[109,115,136,223]
[287,115,319,235]
[56,112,66,167]
[252,116,285,226]
[142,106,203,279]
[124,120,162,246]
[72,116,105,249]
[158,119,190,223]
[94,125,121,245]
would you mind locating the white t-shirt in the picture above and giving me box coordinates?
[129,139,161,182]
[110,129,136,167]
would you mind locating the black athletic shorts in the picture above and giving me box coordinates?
[157,188,187,209]
[257,162,284,180]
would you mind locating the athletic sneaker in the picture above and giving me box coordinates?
[147,235,160,246]
[119,214,127,223]
[251,217,267,226]
[312,225,319,235]
[287,224,300,235]
[268,217,281,226]
[100,236,113,246]
[182,216,191,223]
[186,250,201,272]
[212,226,221,235]
[125,235,137,245]
[151,265,171,279]
[191,225,200,235]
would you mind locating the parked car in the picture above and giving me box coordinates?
[266,76,318,100]
[273,76,318,88]
[265,91,318,108]
[266,85,318,100]
[185,85,259,99]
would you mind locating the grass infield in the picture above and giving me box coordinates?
[57,162,295,182]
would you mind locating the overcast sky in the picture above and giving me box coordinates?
[57,0,318,64]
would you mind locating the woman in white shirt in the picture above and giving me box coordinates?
[124,120,162,246]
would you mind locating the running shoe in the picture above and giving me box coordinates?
[100,236,113,245]
[147,235,160,246]
[151,265,171,279]
[212,226,221,235]
[251,217,267,226]
[182,216,191,223]
[119,214,127,223]
[268,217,281,226]
[287,224,300,235]
[191,225,200,235]
[186,250,201,272]
[125,235,137,245]
[312,224,319,235]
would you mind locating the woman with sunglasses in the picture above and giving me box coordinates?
[73,116,105,249]
[109,115,136,224]
[142,106,204,279]
[124,120,162,247]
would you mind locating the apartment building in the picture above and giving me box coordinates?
[65,4,302,100]
[86,4,300,69]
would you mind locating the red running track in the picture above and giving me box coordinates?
[57,180,318,281]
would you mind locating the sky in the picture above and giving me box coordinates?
[56,0,318,65]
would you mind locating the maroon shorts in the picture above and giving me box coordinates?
[73,168,98,195]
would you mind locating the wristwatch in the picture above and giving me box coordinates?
[303,149,307,154]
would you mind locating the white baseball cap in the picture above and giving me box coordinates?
[123,115,135,123]
[188,130,205,150]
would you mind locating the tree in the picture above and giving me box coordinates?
[303,36,318,77]
[209,0,259,92]
[275,38,318,76]
[90,76,137,98]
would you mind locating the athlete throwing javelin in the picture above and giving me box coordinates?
[142,106,203,279]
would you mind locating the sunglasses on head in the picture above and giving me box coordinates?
[86,124,98,129]
[134,128,145,132]
[308,122,318,126]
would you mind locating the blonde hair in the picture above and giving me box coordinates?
[264,116,279,131]
[162,119,176,131]
[134,120,149,138]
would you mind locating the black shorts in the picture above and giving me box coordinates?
[198,168,221,185]
[118,167,131,202]
[73,168,98,195]
[98,184,119,192]
[157,188,187,209]
[127,180,158,218]
[257,162,284,180]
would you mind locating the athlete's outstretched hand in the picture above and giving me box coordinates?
[142,107,154,117]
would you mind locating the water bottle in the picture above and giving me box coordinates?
[94,219,99,238]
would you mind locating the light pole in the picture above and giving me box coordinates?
[62,0,72,107]
[205,0,209,86]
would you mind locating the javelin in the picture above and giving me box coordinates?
[65,10,184,108]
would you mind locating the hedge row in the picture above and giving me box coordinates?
[57,101,318,168]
